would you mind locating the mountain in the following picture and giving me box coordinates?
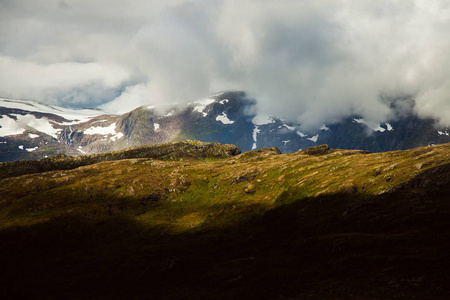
[1,141,449,299]
[1,92,450,161]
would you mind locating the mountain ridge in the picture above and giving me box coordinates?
[1,92,450,161]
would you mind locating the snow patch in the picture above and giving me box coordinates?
[0,115,26,136]
[283,124,295,131]
[219,99,229,104]
[373,124,386,132]
[111,132,123,141]
[438,130,449,136]
[282,140,290,145]
[385,123,394,131]
[26,146,38,152]
[84,123,123,141]
[353,118,365,124]
[84,123,117,135]
[320,125,329,131]
[308,134,319,143]
[192,98,215,117]
[92,119,107,124]
[154,123,160,130]
[252,125,260,150]
[296,130,307,137]
[216,112,234,124]
[18,145,24,150]
[165,110,174,117]
[28,133,40,139]
[252,115,275,125]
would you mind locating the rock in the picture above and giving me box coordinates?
[244,183,256,194]
[257,147,282,155]
[302,144,331,155]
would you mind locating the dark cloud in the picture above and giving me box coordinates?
[1,0,449,128]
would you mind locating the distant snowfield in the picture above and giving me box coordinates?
[0,97,107,138]
[0,114,59,138]
[0,98,105,124]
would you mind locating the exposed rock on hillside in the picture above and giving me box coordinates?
[302,144,332,155]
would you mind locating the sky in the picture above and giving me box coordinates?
[1,0,450,129]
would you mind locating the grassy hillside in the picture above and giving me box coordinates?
[1,142,450,299]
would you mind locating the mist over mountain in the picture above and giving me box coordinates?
[1,91,449,162]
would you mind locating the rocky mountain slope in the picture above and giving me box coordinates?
[1,93,450,161]
[1,141,450,299]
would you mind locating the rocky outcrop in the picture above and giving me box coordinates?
[302,144,331,155]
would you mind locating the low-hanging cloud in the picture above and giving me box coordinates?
[1,0,450,129]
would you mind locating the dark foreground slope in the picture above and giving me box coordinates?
[1,142,450,299]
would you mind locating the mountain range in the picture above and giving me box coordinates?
[1,91,450,161]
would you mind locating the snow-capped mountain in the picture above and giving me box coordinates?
[0,97,108,161]
[1,92,450,161]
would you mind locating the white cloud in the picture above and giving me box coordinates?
[0,56,130,105]
[1,0,450,127]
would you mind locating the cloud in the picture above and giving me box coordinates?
[1,0,450,128]
[100,83,149,114]
[0,55,130,106]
